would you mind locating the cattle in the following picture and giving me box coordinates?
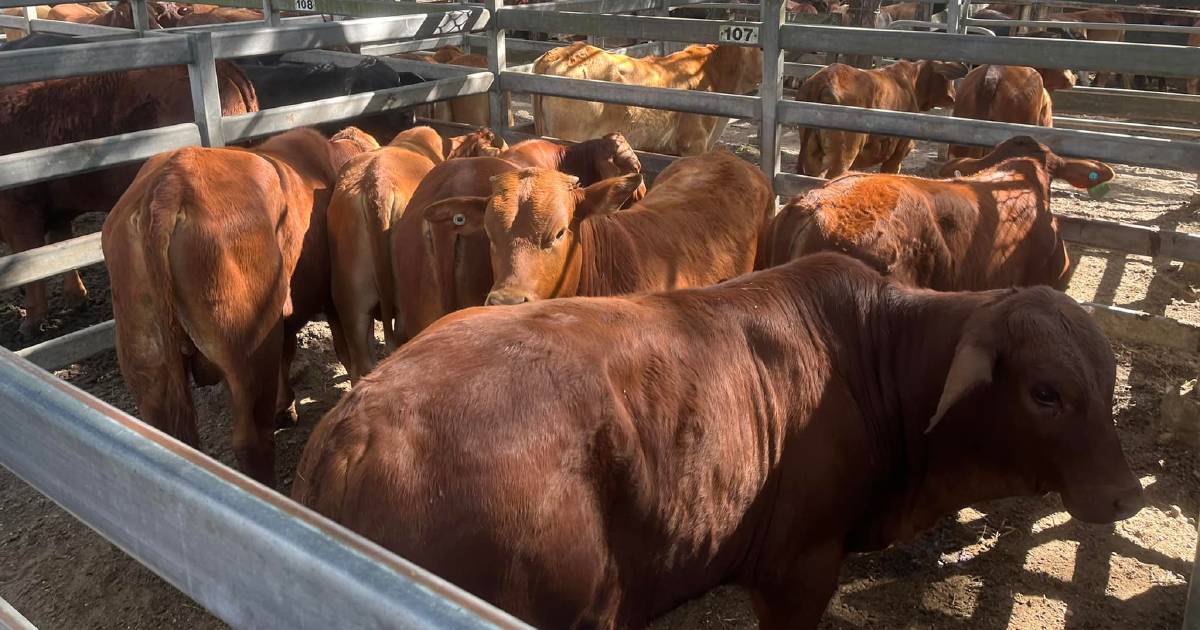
[326,126,506,382]
[233,58,425,140]
[949,65,1075,159]
[422,149,771,307]
[767,136,1114,291]
[177,6,264,25]
[499,133,646,198]
[0,63,258,337]
[1,3,110,41]
[796,60,967,178]
[293,252,1144,629]
[0,32,89,51]
[1044,9,1128,87]
[102,127,374,486]
[390,46,513,128]
[533,42,763,155]
[389,133,650,340]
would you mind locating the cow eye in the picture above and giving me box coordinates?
[1030,384,1060,408]
[553,228,567,242]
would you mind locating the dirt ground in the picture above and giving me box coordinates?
[0,114,1196,629]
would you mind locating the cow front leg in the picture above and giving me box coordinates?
[46,222,88,311]
[2,207,49,339]
[750,542,844,630]
[275,330,299,429]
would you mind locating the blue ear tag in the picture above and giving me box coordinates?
[1088,171,1099,182]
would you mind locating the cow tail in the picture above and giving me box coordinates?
[111,170,198,444]
[218,61,261,114]
[363,177,400,349]
[981,64,1003,109]
[532,91,545,137]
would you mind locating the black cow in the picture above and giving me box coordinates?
[234,57,427,139]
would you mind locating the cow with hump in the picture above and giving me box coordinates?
[294,252,1143,629]
[796,60,967,178]
[325,126,506,383]
[389,133,650,341]
[767,136,1114,290]
[533,43,762,155]
[421,149,772,307]
[102,127,378,486]
[949,64,1075,159]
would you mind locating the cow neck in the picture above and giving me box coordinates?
[842,286,1002,551]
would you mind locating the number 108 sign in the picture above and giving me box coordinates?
[718,24,759,44]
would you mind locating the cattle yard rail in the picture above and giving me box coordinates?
[1,0,1200,626]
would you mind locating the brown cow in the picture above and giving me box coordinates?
[0,63,258,337]
[534,43,763,155]
[390,135,648,340]
[326,126,506,382]
[177,7,264,25]
[796,60,967,178]
[293,252,1144,629]
[1045,9,1128,87]
[422,149,772,306]
[498,133,646,200]
[102,127,373,486]
[949,64,1075,159]
[767,136,1114,291]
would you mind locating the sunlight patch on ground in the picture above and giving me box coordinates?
[1105,553,1187,601]
[920,575,981,619]
[1023,540,1079,583]
[1005,593,1067,629]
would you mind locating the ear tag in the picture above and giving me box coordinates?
[1088,171,1099,182]
[1087,182,1110,199]
[452,213,466,226]
[954,170,962,178]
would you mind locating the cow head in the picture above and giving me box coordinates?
[915,60,968,110]
[577,133,647,202]
[1037,67,1077,92]
[446,128,509,159]
[939,136,1114,190]
[422,168,643,305]
[925,287,1143,524]
[710,44,764,96]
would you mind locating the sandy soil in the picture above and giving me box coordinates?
[0,114,1196,629]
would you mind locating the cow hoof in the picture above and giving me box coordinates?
[16,318,44,341]
[62,292,89,312]
[275,403,299,429]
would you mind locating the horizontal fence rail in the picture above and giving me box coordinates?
[0,233,103,292]
[0,36,193,86]
[0,348,532,629]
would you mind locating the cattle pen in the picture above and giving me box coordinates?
[0,0,1198,626]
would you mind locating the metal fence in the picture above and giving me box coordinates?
[1,0,1199,625]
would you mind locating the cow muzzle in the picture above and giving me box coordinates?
[485,290,534,306]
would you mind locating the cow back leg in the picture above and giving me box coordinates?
[879,139,912,174]
[821,131,865,180]
[227,319,283,486]
[46,222,88,310]
[330,218,379,383]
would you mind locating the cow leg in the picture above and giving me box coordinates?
[46,221,88,311]
[0,201,49,338]
[879,140,912,174]
[750,543,843,630]
[228,319,283,487]
[326,309,352,379]
[275,329,299,429]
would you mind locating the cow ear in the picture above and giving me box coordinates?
[574,173,644,220]
[423,196,488,234]
[926,340,996,434]
[933,61,968,80]
[1051,159,1114,190]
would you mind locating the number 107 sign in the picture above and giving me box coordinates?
[718,24,759,44]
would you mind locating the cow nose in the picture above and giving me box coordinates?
[486,291,530,306]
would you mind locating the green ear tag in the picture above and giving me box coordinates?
[1087,182,1111,199]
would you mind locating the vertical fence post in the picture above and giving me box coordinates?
[485,0,510,132]
[263,0,282,27]
[944,0,962,35]
[20,4,36,33]
[186,32,227,148]
[1187,509,1200,629]
[131,0,150,34]
[760,0,784,197]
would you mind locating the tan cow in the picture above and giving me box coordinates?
[391,46,513,127]
[533,42,763,155]
[102,127,374,486]
[326,126,506,382]
[949,64,1075,159]
[796,60,966,178]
